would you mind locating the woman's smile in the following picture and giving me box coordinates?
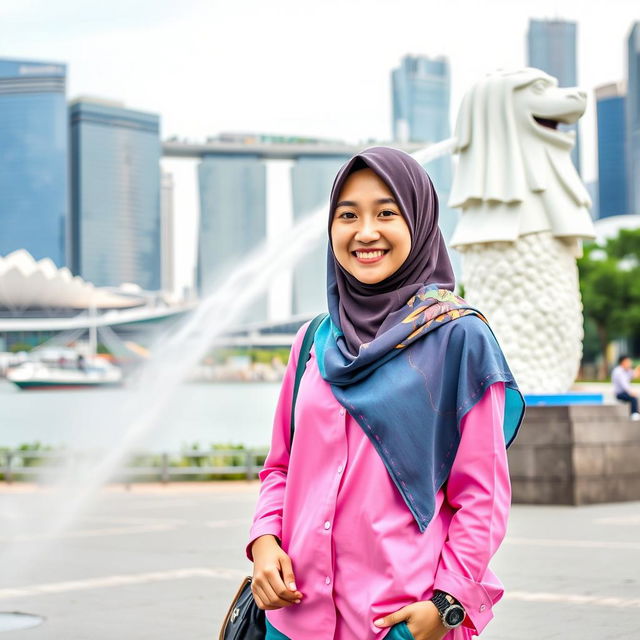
[351,248,390,263]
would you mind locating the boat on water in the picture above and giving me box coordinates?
[6,347,123,390]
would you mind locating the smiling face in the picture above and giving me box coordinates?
[330,167,411,285]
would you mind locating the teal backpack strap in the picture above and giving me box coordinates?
[290,312,329,447]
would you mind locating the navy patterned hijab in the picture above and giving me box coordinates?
[314,146,525,533]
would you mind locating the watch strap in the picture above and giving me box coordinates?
[431,590,466,629]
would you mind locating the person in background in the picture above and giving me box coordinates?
[611,354,640,420]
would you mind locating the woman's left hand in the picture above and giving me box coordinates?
[374,600,449,640]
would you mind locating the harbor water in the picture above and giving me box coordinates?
[0,380,280,452]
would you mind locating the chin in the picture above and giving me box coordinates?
[352,271,389,285]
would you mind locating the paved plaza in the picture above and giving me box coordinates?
[0,482,639,639]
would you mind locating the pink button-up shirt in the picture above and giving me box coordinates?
[246,321,510,639]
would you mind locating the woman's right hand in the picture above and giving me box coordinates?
[250,534,304,610]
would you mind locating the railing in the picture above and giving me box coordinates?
[0,448,271,484]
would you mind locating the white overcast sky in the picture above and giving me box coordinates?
[1,0,638,291]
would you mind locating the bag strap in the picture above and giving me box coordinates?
[290,312,329,447]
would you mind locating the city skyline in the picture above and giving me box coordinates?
[1,1,638,295]
[1,2,636,178]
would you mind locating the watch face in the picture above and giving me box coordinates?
[445,606,465,626]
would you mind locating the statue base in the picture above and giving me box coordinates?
[509,403,640,504]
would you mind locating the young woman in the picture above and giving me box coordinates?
[245,146,524,640]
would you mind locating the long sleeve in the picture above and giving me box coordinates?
[612,366,633,394]
[245,321,308,562]
[433,381,509,636]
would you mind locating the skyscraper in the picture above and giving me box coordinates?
[392,55,450,148]
[69,97,161,290]
[596,82,629,219]
[627,22,640,215]
[391,54,458,276]
[0,57,68,266]
[197,154,268,321]
[527,18,581,174]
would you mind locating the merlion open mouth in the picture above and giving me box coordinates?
[533,116,559,130]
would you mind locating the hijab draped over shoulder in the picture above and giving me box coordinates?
[312,146,525,533]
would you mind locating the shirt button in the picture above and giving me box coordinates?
[479,604,486,612]
[325,576,331,585]
[337,465,343,473]
[339,408,345,416]
[324,520,331,529]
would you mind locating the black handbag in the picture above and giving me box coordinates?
[219,313,328,640]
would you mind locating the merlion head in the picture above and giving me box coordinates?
[448,68,588,209]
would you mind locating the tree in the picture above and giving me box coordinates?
[578,228,640,378]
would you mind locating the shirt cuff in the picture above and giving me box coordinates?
[245,518,282,562]
[433,567,497,635]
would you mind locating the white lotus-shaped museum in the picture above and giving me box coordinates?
[0,250,143,310]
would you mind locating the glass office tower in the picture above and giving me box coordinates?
[392,55,450,148]
[0,58,68,266]
[290,155,350,315]
[527,18,581,174]
[70,98,161,290]
[627,22,640,215]
[596,83,629,218]
[197,154,268,322]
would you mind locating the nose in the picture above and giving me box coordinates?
[355,217,381,242]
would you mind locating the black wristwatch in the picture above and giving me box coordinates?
[430,590,466,629]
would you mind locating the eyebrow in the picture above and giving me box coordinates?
[335,197,398,208]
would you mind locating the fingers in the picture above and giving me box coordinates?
[374,604,417,628]
[262,575,298,608]
[254,583,291,609]
[279,554,303,598]
[252,557,302,609]
[251,585,272,610]
[252,578,293,610]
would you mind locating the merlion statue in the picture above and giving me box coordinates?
[448,68,596,394]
